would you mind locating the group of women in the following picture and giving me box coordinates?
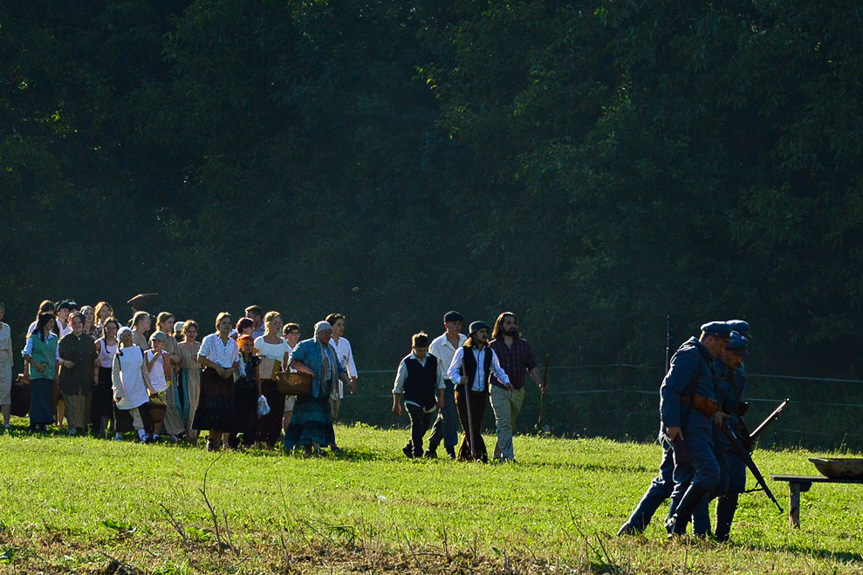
[10,299,344,454]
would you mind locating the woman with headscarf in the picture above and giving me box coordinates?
[194,312,239,451]
[0,302,12,428]
[57,311,98,435]
[230,334,262,449]
[22,313,59,432]
[112,326,157,442]
[91,317,120,435]
[285,321,355,455]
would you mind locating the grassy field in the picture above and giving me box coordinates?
[0,420,861,574]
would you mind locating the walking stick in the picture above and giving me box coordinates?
[462,376,480,461]
[536,354,550,430]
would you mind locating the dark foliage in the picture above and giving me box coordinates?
[2,0,863,379]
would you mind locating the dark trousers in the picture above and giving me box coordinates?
[623,439,674,531]
[405,403,433,456]
[428,379,458,450]
[455,386,488,462]
[114,403,153,434]
[256,379,286,447]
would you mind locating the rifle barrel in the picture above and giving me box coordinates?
[749,398,790,442]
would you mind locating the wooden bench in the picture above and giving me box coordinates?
[770,474,863,528]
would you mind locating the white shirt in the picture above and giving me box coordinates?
[199,333,239,368]
[96,338,118,368]
[447,346,511,392]
[392,353,445,411]
[329,336,357,399]
[145,350,168,392]
[254,335,289,361]
[429,332,467,382]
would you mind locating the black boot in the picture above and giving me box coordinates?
[714,493,738,542]
[667,485,709,537]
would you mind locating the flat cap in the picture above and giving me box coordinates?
[700,321,732,338]
[468,320,490,335]
[149,330,168,343]
[443,310,464,323]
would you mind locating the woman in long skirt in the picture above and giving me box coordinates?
[22,313,58,432]
[156,312,185,440]
[91,318,119,435]
[285,321,354,455]
[177,321,202,441]
[254,311,288,449]
[194,313,239,451]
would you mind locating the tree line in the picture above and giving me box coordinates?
[3,0,862,378]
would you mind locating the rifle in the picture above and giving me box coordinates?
[722,423,783,513]
[665,315,674,373]
[536,354,550,429]
[749,398,790,444]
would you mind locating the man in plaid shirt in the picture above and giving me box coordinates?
[489,312,545,462]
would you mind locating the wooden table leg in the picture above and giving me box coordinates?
[789,482,801,528]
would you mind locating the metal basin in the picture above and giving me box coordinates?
[809,458,863,479]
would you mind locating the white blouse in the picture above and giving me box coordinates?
[199,333,239,368]
[254,336,289,361]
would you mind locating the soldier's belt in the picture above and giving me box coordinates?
[681,393,719,416]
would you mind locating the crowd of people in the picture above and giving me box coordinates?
[3,300,547,463]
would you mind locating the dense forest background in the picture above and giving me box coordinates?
[3,0,863,382]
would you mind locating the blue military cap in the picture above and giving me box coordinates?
[726,319,750,338]
[726,331,750,356]
[469,320,490,334]
[700,321,732,338]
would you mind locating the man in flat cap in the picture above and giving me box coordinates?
[447,320,511,462]
[426,311,467,459]
[618,321,731,536]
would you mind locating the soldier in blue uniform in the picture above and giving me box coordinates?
[662,321,732,537]
[691,328,750,537]
[714,321,750,541]
[617,321,731,536]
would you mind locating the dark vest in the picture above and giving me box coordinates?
[403,354,438,409]
[460,344,492,391]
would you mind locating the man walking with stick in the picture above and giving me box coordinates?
[488,312,545,462]
[447,321,511,462]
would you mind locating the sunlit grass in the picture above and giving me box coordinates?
[0,420,861,573]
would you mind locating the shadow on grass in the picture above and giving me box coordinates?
[740,541,863,563]
[526,460,653,474]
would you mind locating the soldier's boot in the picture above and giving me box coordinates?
[666,485,708,537]
[714,493,739,542]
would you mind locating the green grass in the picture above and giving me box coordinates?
[0,420,861,573]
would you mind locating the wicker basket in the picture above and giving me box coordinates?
[276,371,312,396]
